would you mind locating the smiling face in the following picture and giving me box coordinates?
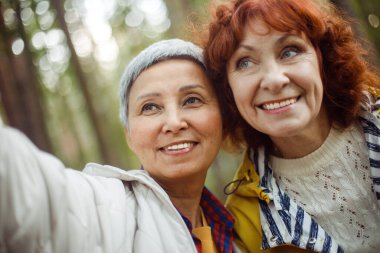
[126,59,222,185]
[227,19,329,145]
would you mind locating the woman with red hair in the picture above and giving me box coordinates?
[204,0,380,252]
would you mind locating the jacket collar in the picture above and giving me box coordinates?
[359,110,380,205]
[244,147,343,251]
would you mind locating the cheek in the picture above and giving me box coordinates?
[229,76,257,106]
[128,124,154,151]
[306,73,324,103]
[315,84,325,113]
[228,82,244,105]
[305,59,323,92]
[201,111,223,143]
[316,81,324,100]
[232,88,254,118]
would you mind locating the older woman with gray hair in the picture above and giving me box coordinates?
[0,39,234,253]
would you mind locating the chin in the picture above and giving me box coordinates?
[163,167,195,177]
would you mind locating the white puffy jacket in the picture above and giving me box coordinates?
[0,126,198,253]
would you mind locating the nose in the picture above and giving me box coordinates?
[162,107,188,134]
[260,62,289,93]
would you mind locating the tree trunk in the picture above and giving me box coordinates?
[51,0,114,164]
[0,1,51,151]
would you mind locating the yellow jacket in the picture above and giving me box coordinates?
[225,152,318,253]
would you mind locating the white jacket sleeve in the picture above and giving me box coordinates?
[0,126,127,253]
[0,126,77,252]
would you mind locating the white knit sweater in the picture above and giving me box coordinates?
[271,122,380,253]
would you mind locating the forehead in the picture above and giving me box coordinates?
[244,18,272,36]
[238,18,312,48]
[129,59,212,97]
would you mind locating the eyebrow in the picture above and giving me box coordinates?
[179,84,205,92]
[135,92,161,102]
[135,84,205,102]
[238,33,301,52]
[277,33,302,45]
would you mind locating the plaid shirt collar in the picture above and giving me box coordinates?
[180,187,234,253]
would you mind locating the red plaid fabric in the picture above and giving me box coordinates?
[180,188,234,253]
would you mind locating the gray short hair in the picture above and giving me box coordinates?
[119,39,206,127]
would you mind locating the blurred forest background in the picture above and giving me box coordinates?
[0,0,379,201]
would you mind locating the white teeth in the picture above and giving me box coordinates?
[166,142,191,150]
[262,98,297,110]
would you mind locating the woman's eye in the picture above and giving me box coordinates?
[141,103,160,113]
[184,97,202,105]
[281,47,300,59]
[236,58,253,70]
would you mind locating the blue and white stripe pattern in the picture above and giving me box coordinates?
[360,96,380,204]
[249,97,380,252]
[250,147,344,252]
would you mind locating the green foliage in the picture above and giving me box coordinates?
[349,0,380,66]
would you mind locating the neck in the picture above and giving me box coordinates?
[271,110,331,159]
[160,177,205,228]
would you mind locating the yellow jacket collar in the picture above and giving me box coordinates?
[226,151,270,204]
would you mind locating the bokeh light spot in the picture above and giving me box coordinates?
[12,38,25,55]
[368,14,379,28]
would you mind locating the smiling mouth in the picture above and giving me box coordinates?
[160,142,196,151]
[260,96,299,110]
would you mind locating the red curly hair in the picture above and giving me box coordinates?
[203,0,380,149]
